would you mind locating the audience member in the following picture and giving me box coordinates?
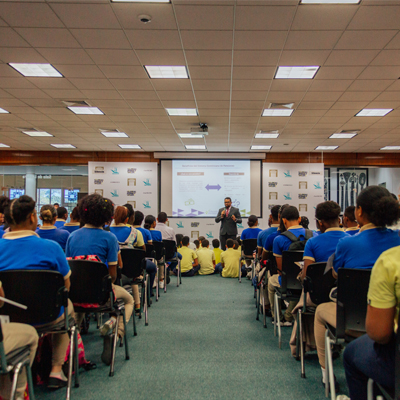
[197,239,216,275]
[156,212,175,241]
[241,215,262,240]
[132,210,152,244]
[55,206,68,228]
[257,205,280,258]
[36,205,70,250]
[60,206,80,234]
[299,216,309,229]
[194,239,200,251]
[342,205,359,235]
[177,236,199,277]
[215,239,241,278]
[144,215,162,242]
[123,203,135,226]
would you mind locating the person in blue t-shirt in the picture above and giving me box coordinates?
[0,195,73,389]
[257,205,280,258]
[54,206,68,228]
[133,210,153,244]
[241,215,262,241]
[36,205,70,250]
[314,186,400,387]
[268,206,316,325]
[342,205,359,236]
[60,206,80,234]
[302,201,349,280]
[65,194,134,366]
[145,215,162,242]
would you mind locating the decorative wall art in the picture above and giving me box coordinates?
[324,168,330,201]
[337,168,368,211]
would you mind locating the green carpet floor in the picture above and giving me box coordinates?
[36,275,348,399]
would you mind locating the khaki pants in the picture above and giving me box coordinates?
[259,270,270,307]
[314,302,336,368]
[267,274,297,322]
[76,284,134,338]
[0,323,38,398]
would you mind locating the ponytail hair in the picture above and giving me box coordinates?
[40,204,56,222]
[144,215,156,230]
[247,215,258,227]
[357,185,400,227]
[0,195,35,226]
[114,206,128,225]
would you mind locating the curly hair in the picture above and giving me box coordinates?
[0,195,35,226]
[315,201,341,222]
[78,194,114,227]
[40,204,56,222]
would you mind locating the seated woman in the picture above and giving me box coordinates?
[0,195,74,389]
[241,215,262,241]
[144,215,162,242]
[65,195,134,365]
[314,186,400,388]
[132,210,152,244]
[60,207,80,234]
[36,205,70,250]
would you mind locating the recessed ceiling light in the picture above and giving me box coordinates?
[178,133,204,138]
[380,146,400,150]
[262,109,294,117]
[301,0,360,3]
[255,131,279,139]
[118,144,142,149]
[9,63,62,77]
[315,146,338,150]
[329,133,357,139]
[145,66,188,79]
[251,145,272,150]
[51,144,76,149]
[275,66,320,79]
[23,131,53,137]
[185,145,206,150]
[0,143,10,148]
[356,109,393,117]
[68,106,104,115]
[166,108,197,116]
[0,108,9,114]
[101,131,129,138]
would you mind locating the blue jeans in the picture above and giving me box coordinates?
[343,333,396,400]
[168,252,182,271]
[215,263,223,274]
[177,265,200,277]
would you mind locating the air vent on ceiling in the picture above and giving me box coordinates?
[61,100,91,107]
[269,103,294,109]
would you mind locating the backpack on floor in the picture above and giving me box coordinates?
[281,229,313,251]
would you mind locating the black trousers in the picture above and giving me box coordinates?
[220,234,237,250]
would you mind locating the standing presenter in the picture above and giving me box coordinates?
[215,197,242,250]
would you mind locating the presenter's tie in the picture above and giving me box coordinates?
[226,208,229,217]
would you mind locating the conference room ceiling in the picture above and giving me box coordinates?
[0,0,400,153]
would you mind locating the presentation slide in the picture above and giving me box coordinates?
[172,160,251,217]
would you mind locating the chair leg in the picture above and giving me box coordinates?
[367,378,374,400]
[122,310,129,360]
[26,362,35,400]
[74,327,80,388]
[262,290,267,328]
[325,330,336,399]
[144,280,149,327]
[67,325,75,399]
[176,260,179,287]
[164,264,167,294]
[273,292,277,337]
[299,309,305,378]
[109,314,120,377]
[146,274,151,308]
[256,288,260,321]
[132,304,137,337]
[156,267,159,302]
[179,260,182,285]
[325,330,329,398]
[10,361,23,400]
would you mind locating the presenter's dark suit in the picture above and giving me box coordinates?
[215,207,242,250]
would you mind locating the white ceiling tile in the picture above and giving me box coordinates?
[0,48,48,64]
[37,48,94,65]
[385,32,400,49]
[267,91,304,101]
[270,80,311,92]
[298,102,334,110]
[69,79,115,90]
[80,90,123,100]
[347,80,394,91]
[194,91,229,100]
[85,49,139,66]
[348,6,400,30]
[234,51,280,66]
[358,66,400,79]
[339,91,380,101]
[71,29,131,50]
[279,50,330,66]
[335,30,397,50]
[135,50,186,66]
[181,31,233,50]
[150,79,191,91]
[371,50,400,66]
[0,78,36,89]
[285,31,342,50]
[315,66,364,80]
[373,92,400,101]
[5,88,50,99]
[43,89,85,99]
[190,66,231,79]
[120,91,159,101]
[0,28,30,47]
[324,50,380,66]
[15,28,81,48]
[125,30,182,50]
[232,91,266,101]
[310,80,353,92]
[233,80,272,91]
[186,50,232,66]
[27,78,76,90]
[55,65,104,79]
[302,92,343,102]
[127,100,164,109]
[99,66,148,79]
[235,6,296,30]
[192,80,230,91]
[235,31,287,50]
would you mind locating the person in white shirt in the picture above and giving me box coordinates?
[156,212,176,242]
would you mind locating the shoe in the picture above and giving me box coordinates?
[166,276,171,284]
[283,320,293,327]
[47,376,68,389]
[101,335,113,366]
[135,307,141,316]
[336,396,350,400]
[271,318,283,326]
[159,281,165,289]
[99,319,116,336]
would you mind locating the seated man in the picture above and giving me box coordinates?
[342,205,359,236]
[257,205,280,259]
[215,239,241,278]
[267,206,315,326]
[177,236,199,277]
[197,239,216,275]
[55,206,68,228]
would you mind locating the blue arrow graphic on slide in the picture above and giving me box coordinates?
[205,184,221,191]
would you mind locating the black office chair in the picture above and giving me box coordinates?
[241,239,258,281]
[145,243,159,301]
[325,268,371,400]
[68,260,130,377]
[163,239,181,290]
[274,251,304,349]
[297,262,336,378]
[0,270,78,399]
[152,241,166,294]
[120,248,150,326]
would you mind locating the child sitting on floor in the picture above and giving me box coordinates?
[177,236,199,277]
[197,239,216,275]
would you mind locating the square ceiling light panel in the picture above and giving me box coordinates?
[118,144,142,149]
[251,145,272,150]
[0,108,9,113]
[315,146,338,150]
[101,131,129,138]
[262,109,294,117]
[145,66,188,79]
[329,133,357,139]
[275,66,320,79]
[167,109,197,116]
[381,146,400,150]
[356,109,393,117]
[68,107,104,115]
[255,131,279,139]
[178,133,204,138]
[0,143,10,148]
[23,131,53,137]
[301,0,360,3]
[185,145,206,150]
[9,63,63,77]
[51,144,76,149]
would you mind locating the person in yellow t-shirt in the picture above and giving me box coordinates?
[341,245,400,400]
[215,239,242,278]
[177,236,199,277]
[212,238,223,265]
[197,239,216,275]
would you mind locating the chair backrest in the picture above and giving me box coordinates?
[120,248,146,279]
[152,241,165,261]
[336,268,371,338]
[163,239,177,260]
[281,251,304,292]
[0,270,67,325]
[145,243,156,259]
[242,239,258,257]
[68,259,112,305]
[304,262,336,305]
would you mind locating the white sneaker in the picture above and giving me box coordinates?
[159,281,165,289]
[99,318,116,336]
[336,396,350,400]
[283,320,293,327]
